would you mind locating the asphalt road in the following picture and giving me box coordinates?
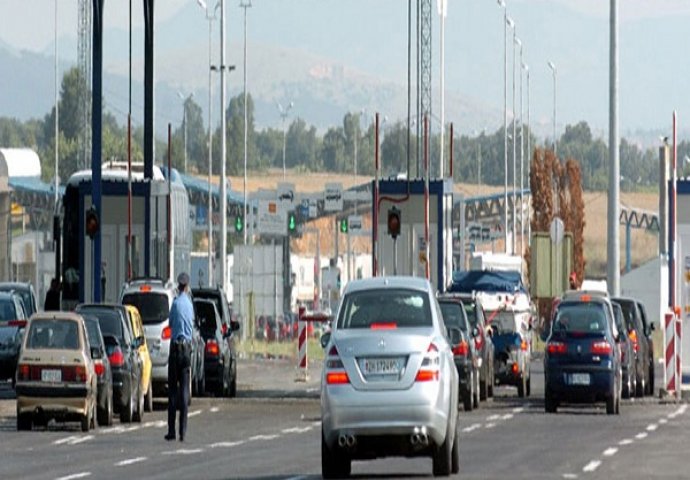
[0,358,687,480]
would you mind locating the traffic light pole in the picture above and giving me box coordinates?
[393,238,398,275]
[334,217,339,264]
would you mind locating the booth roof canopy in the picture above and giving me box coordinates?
[0,148,41,178]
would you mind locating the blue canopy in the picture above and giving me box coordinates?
[448,270,527,295]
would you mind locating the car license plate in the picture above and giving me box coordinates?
[363,358,401,375]
[570,373,590,386]
[41,369,61,383]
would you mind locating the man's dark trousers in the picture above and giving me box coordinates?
[167,340,191,440]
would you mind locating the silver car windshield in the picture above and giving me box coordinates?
[336,288,432,329]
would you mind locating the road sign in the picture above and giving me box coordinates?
[348,215,362,233]
[324,183,343,212]
[257,200,287,236]
[277,182,296,210]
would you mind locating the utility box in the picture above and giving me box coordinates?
[529,231,573,298]
[373,179,454,293]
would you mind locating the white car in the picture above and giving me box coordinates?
[320,276,459,478]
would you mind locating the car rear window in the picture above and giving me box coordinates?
[0,300,17,321]
[195,301,219,337]
[554,303,607,334]
[463,303,478,328]
[439,302,468,332]
[122,293,170,325]
[612,304,626,336]
[336,288,432,329]
[193,291,224,321]
[26,319,80,350]
[79,308,124,342]
[84,318,104,348]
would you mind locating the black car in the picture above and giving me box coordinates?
[611,302,637,399]
[439,298,480,411]
[194,298,239,397]
[192,286,240,397]
[545,294,622,414]
[611,297,651,397]
[0,282,38,318]
[76,304,144,423]
[637,301,656,394]
[83,314,114,426]
[0,291,28,386]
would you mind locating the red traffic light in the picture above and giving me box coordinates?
[85,206,100,239]
[387,207,401,239]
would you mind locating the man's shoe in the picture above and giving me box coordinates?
[164,433,176,441]
[179,435,184,442]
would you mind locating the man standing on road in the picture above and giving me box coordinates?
[165,272,194,442]
[44,278,60,311]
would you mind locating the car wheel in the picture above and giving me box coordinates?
[606,391,616,415]
[488,366,494,398]
[106,390,114,426]
[545,388,557,413]
[145,379,153,412]
[473,371,480,409]
[133,384,144,422]
[81,408,91,432]
[90,402,98,431]
[649,362,655,394]
[479,367,488,401]
[120,386,134,423]
[197,372,206,397]
[432,420,453,477]
[517,375,526,398]
[17,413,31,431]
[635,373,645,398]
[321,430,350,479]
[451,424,460,474]
[622,371,631,399]
[228,374,237,398]
[462,385,473,412]
[526,375,531,397]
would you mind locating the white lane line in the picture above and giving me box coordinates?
[512,407,525,414]
[635,432,648,440]
[603,447,618,457]
[582,460,601,473]
[311,421,321,426]
[121,426,140,433]
[646,424,658,432]
[282,426,312,434]
[100,426,125,434]
[501,413,514,420]
[115,457,147,467]
[248,434,280,441]
[68,435,94,445]
[462,423,481,433]
[562,474,578,479]
[285,476,308,480]
[188,409,202,418]
[618,439,634,446]
[210,407,219,413]
[680,404,688,414]
[209,441,245,448]
[53,436,80,445]
[485,423,496,429]
[54,473,91,480]
[162,448,204,455]
[659,418,668,425]
[486,414,500,421]
[306,388,318,393]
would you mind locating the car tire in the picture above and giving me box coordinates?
[17,413,31,431]
[145,379,153,412]
[606,391,616,415]
[81,408,91,432]
[133,384,144,422]
[517,375,526,398]
[197,373,206,397]
[526,374,531,397]
[635,373,645,398]
[120,386,134,423]
[98,391,113,426]
[228,374,237,398]
[90,402,98,431]
[647,363,654,396]
[473,372,480,409]
[321,430,350,479]
[462,385,473,412]
[545,389,557,413]
[622,371,631,399]
[451,424,460,474]
[432,420,453,477]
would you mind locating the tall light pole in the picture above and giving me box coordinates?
[512,33,519,255]
[54,0,59,209]
[219,0,228,291]
[277,101,294,180]
[240,0,251,247]
[438,0,448,178]
[520,61,527,254]
[607,0,620,296]
[197,0,217,286]
[548,61,557,155]
[499,1,512,253]
[177,91,193,173]
[526,63,531,245]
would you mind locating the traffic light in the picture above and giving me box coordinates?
[288,212,297,233]
[235,214,244,233]
[339,218,348,233]
[387,206,401,239]
[85,205,100,239]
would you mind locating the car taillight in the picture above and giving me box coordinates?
[370,322,397,330]
[17,363,29,381]
[452,340,469,357]
[416,343,440,382]
[591,341,613,355]
[326,372,350,384]
[520,340,529,351]
[325,344,349,384]
[205,339,220,356]
[547,341,567,355]
[628,330,639,352]
[162,326,171,340]
[75,365,87,382]
[221,323,228,336]
[109,347,125,368]
[8,320,26,328]
[94,361,105,377]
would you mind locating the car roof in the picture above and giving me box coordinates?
[31,311,84,322]
[78,303,126,313]
[0,282,32,290]
[343,276,433,295]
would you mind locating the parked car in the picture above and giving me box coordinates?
[438,298,480,411]
[611,302,637,399]
[320,277,459,478]
[0,291,28,386]
[15,312,98,431]
[194,298,238,397]
[0,282,38,317]
[122,278,204,401]
[545,293,622,414]
[124,304,153,412]
[611,297,650,397]
[191,286,239,395]
[83,313,114,426]
[76,304,144,423]
[637,301,656,394]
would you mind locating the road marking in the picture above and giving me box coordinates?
[311,421,321,426]
[68,435,94,445]
[618,439,634,446]
[562,474,578,479]
[115,457,147,467]
[603,447,618,457]
[210,407,219,413]
[285,476,308,480]
[646,424,658,432]
[53,436,80,445]
[306,387,318,393]
[486,414,500,421]
[100,426,125,434]
[249,434,280,441]
[188,409,202,418]
[162,448,204,455]
[582,461,601,473]
[659,418,668,425]
[209,441,245,448]
[512,407,525,414]
[54,435,93,446]
[54,473,91,480]
[121,426,140,433]
[462,423,481,433]
[635,432,648,440]
[485,423,496,429]
[501,413,514,420]
[282,427,312,434]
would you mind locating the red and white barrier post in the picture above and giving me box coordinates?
[675,306,682,401]
[296,306,308,382]
[665,310,676,395]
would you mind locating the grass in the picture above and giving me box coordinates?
[237,337,325,362]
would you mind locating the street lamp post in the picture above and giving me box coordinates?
[197,0,218,286]
[512,33,520,255]
[499,2,513,253]
[220,0,228,291]
[177,92,193,173]
[548,61,557,155]
[526,63,531,245]
[277,101,294,180]
[240,0,251,248]
[520,61,528,254]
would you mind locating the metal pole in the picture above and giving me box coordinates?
[92,0,104,303]
[526,68,531,246]
[54,0,59,208]
[183,102,187,173]
[207,13,214,286]
[606,0,620,296]
[520,56,525,256]
[512,33,518,255]
[503,10,510,253]
[241,0,251,247]
[282,121,287,180]
[220,0,227,291]
[407,0,412,179]
[548,61,557,155]
[439,1,446,178]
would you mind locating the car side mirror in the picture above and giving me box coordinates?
[320,331,331,349]
[447,327,462,346]
[230,320,241,332]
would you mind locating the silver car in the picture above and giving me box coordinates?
[320,277,459,478]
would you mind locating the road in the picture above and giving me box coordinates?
[0,358,687,480]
